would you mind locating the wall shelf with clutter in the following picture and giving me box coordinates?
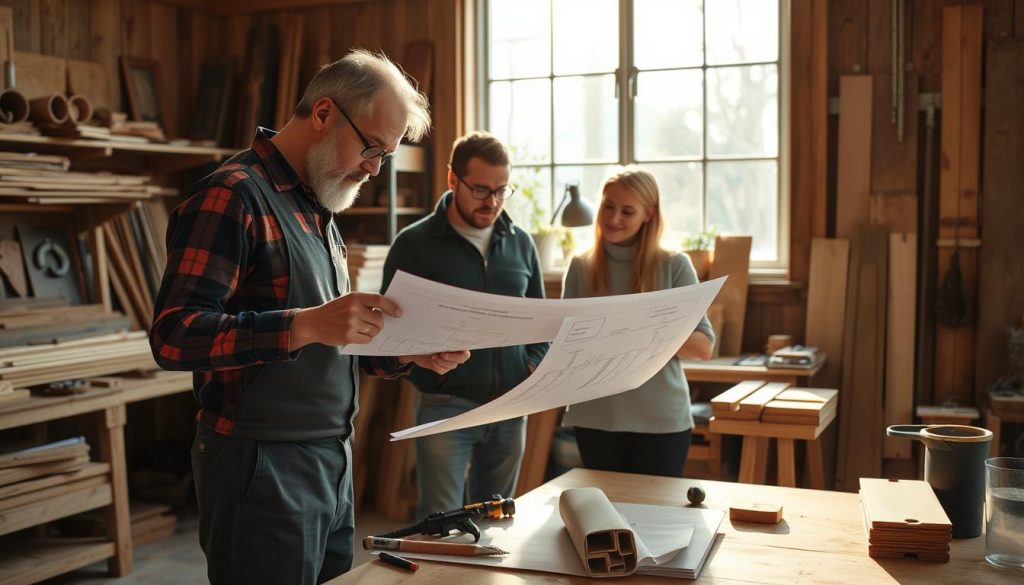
[338,142,431,245]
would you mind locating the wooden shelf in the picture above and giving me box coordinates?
[0,538,116,584]
[0,134,237,173]
[0,478,112,536]
[344,206,427,216]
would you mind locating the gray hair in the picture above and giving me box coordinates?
[295,48,431,142]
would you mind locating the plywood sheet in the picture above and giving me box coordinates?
[12,51,66,98]
[66,59,113,110]
[884,233,916,459]
[804,238,850,388]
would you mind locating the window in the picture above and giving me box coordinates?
[482,0,785,266]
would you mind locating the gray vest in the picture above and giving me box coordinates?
[229,186,358,440]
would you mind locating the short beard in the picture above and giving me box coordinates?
[306,131,368,213]
[453,193,497,229]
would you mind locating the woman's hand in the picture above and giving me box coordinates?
[399,351,471,375]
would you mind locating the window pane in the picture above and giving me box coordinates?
[553,0,617,75]
[554,165,620,255]
[489,79,551,164]
[644,162,703,250]
[634,0,703,69]
[554,75,618,164]
[634,70,703,160]
[706,0,779,65]
[706,160,778,261]
[489,0,551,78]
[505,166,552,233]
[707,65,778,157]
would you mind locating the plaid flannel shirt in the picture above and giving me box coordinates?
[150,128,409,435]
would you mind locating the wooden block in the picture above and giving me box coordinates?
[729,503,783,524]
[737,382,790,419]
[710,380,766,416]
[860,478,952,531]
[708,236,752,357]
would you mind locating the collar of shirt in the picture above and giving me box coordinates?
[250,126,334,221]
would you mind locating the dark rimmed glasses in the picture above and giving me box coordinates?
[330,99,396,162]
[455,174,516,201]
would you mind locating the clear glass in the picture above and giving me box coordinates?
[634,69,704,160]
[634,0,703,69]
[705,0,779,65]
[985,457,1024,570]
[706,65,778,158]
[489,0,550,79]
[553,75,618,164]
[706,160,778,261]
[552,0,617,75]
[488,79,551,164]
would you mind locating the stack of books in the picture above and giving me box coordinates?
[766,345,824,369]
[860,478,952,562]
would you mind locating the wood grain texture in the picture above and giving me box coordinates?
[884,232,916,459]
[975,39,1024,402]
[804,238,850,388]
[835,75,873,240]
[708,236,752,357]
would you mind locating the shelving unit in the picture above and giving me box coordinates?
[0,133,217,583]
[341,143,431,244]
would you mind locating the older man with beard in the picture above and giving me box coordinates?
[149,49,468,585]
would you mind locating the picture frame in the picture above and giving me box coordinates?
[188,56,236,145]
[119,56,173,136]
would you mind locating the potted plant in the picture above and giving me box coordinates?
[681,227,718,280]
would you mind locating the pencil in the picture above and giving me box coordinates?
[363,536,508,556]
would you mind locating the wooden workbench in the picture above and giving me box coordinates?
[328,468,1014,585]
[682,356,824,385]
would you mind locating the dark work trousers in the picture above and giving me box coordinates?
[574,427,692,478]
[191,421,354,585]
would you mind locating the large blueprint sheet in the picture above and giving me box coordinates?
[377,273,724,440]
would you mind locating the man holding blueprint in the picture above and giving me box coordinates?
[380,132,549,518]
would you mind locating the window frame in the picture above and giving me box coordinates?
[477,0,790,272]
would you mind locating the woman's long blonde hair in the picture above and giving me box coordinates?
[585,166,668,295]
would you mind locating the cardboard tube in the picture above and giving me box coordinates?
[28,94,69,124]
[68,94,93,123]
[0,88,28,123]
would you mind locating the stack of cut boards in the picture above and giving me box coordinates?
[346,244,388,293]
[0,330,156,389]
[860,478,952,562]
[0,152,173,204]
[0,438,112,539]
[710,380,838,426]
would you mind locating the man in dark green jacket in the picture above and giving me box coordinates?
[381,131,548,516]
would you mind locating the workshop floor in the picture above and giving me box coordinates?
[43,508,397,584]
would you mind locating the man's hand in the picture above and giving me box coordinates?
[290,292,402,350]
[399,351,471,375]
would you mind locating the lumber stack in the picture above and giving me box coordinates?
[711,381,837,426]
[0,330,155,389]
[346,244,388,293]
[0,438,96,503]
[0,301,132,348]
[860,478,952,562]
[0,152,174,204]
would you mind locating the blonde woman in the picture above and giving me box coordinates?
[562,167,715,477]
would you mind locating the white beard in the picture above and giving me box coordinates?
[306,132,368,212]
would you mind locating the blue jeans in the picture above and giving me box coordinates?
[415,393,526,518]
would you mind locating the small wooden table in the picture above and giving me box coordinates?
[710,408,836,488]
[683,357,824,386]
[328,468,1013,585]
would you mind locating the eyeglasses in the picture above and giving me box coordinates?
[330,99,396,162]
[455,174,516,201]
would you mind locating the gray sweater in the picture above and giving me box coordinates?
[561,242,715,433]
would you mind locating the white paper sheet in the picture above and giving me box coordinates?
[342,271,725,356]
[393,497,723,580]
[390,276,724,440]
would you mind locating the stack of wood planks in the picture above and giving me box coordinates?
[0,153,174,204]
[711,381,838,427]
[860,478,952,562]
[0,330,155,389]
[346,244,388,293]
[103,205,169,330]
[0,300,131,348]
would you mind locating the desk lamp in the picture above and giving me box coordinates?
[549,183,594,228]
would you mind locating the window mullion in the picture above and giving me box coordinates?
[620,0,633,165]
